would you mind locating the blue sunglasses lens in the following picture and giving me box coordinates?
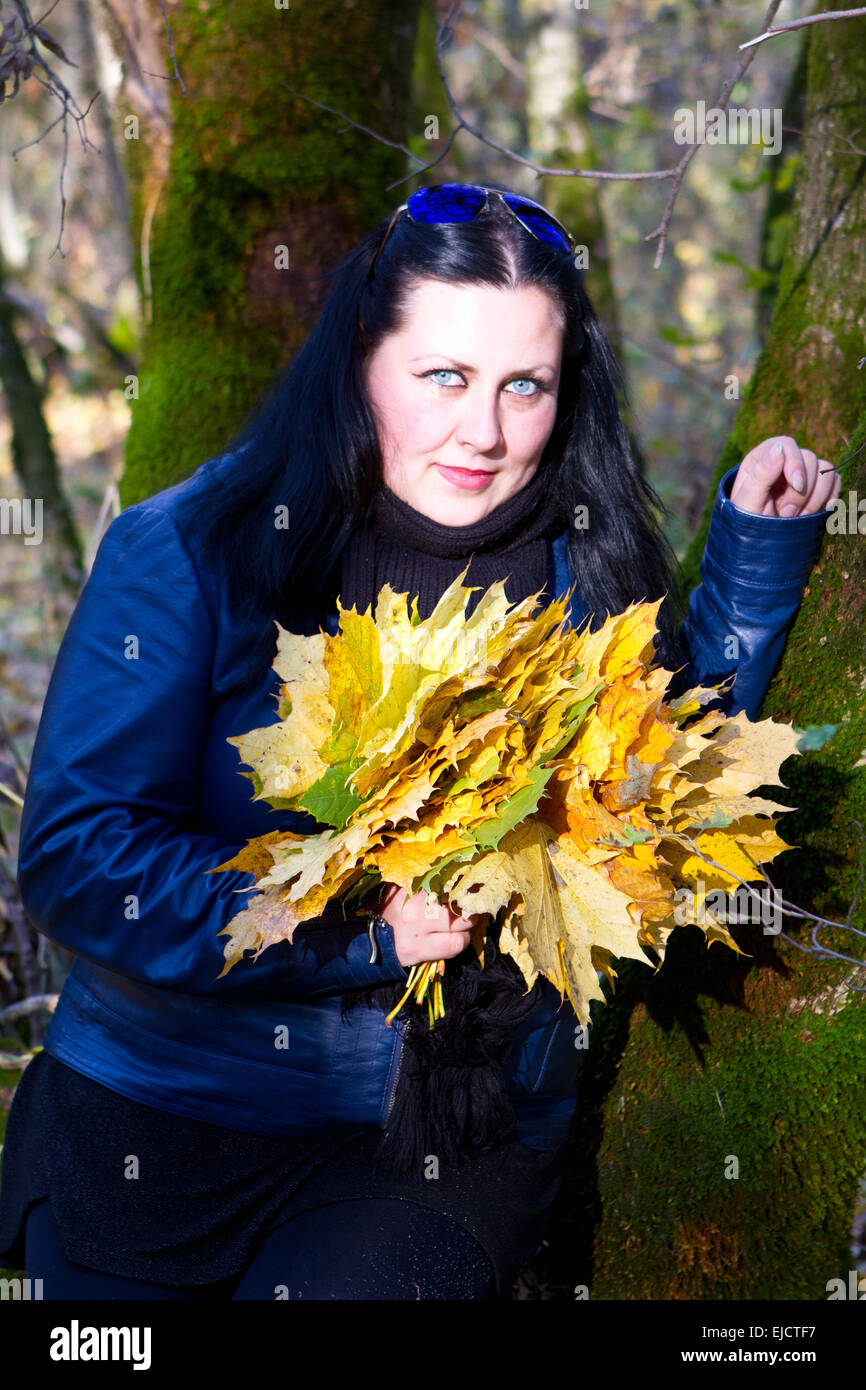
[406,184,571,252]
[406,185,486,222]
[505,199,572,252]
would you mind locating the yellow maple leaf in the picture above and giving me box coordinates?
[212,576,819,1022]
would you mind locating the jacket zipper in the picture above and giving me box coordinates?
[386,1017,410,1122]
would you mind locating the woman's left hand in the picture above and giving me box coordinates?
[730,435,841,517]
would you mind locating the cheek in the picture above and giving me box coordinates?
[510,398,559,454]
[380,388,452,454]
[367,377,413,447]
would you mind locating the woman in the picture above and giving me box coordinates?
[0,182,839,1300]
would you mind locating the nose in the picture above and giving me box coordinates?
[454,388,504,456]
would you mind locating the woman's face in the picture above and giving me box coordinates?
[362,278,564,525]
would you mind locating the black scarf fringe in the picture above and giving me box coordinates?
[340,930,542,1176]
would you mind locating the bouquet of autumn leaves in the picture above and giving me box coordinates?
[211,568,806,1028]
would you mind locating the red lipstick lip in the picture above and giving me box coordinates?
[435,465,495,475]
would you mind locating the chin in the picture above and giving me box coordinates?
[428,489,494,527]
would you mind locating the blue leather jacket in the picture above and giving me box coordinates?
[16,454,830,1152]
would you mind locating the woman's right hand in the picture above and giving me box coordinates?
[379,882,482,970]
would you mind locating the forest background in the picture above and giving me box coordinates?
[0,0,864,1300]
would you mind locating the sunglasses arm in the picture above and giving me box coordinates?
[368,203,408,279]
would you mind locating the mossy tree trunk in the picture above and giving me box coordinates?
[0,266,83,602]
[542,16,866,1300]
[107,0,424,505]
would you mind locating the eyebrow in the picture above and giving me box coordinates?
[408,354,558,374]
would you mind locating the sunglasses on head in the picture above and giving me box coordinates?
[366,182,578,280]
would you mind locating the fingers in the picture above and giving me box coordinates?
[379,883,488,965]
[799,457,842,514]
[732,436,841,516]
[426,929,473,959]
[731,437,790,514]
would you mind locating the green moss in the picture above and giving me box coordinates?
[119,0,424,504]
[591,963,864,1298]
[539,19,866,1301]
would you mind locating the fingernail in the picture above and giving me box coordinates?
[773,443,784,457]
[792,470,806,492]
[780,503,798,517]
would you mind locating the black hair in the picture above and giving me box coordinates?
[175,180,687,694]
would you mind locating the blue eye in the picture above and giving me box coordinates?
[420,369,548,396]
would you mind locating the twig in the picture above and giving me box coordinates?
[280,83,425,169]
[0,784,24,810]
[158,0,186,96]
[667,827,866,990]
[276,0,856,270]
[428,1,677,194]
[4,0,105,256]
[621,333,723,397]
[739,7,866,51]
[780,123,866,159]
[280,2,677,213]
[643,0,785,268]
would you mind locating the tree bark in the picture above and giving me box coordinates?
[0,271,84,604]
[541,15,866,1300]
[106,0,424,504]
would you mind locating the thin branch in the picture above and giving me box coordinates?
[0,1048,40,1069]
[739,7,866,51]
[667,828,866,990]
[462,18,523,83]
[276,0,844,270]
[280,0,677,209]
[3,0,103,257]
[428,1,676,194]
[591,813,866,992]
[643,0,785,268]
[280,83,425,168]
[158,0,186,96]
[780,123,866,159]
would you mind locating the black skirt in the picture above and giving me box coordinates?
[0,1050,565,1296]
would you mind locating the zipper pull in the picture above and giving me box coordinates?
[367,915,385,964]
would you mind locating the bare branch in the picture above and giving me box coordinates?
[739,7,866,52]
[3,0,104,256]
[427,0,676,197]
[280,82,426,168]
[275,0,822,269]
[643,0,785,268]
[158,0,186,96]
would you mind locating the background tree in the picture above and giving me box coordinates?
[2,0,863,1299]
[107,0,425,505]
[541,11,866,1301]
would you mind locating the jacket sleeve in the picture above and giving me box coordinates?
[671,464,832,717]
[507,464,833,1152]
[15,503,409,1000]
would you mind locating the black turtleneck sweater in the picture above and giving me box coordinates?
[338,457,568,623]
